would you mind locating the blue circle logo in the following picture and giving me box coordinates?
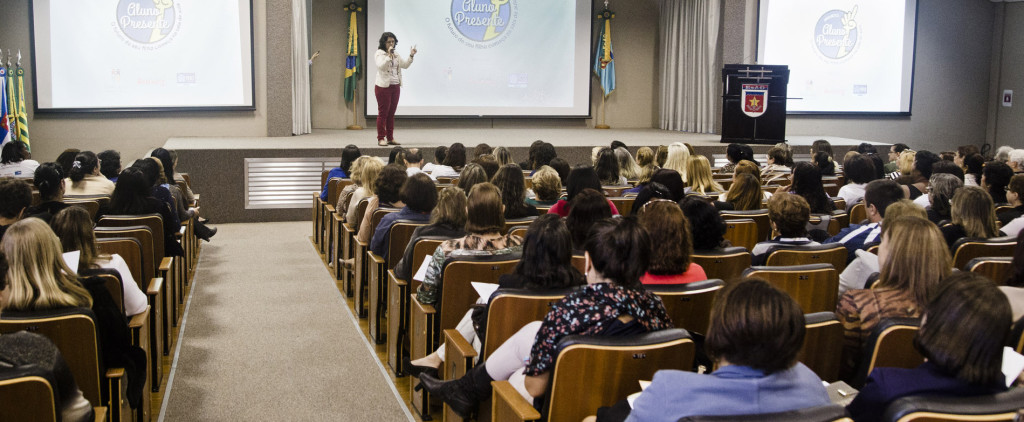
[116,0,177,45]
[814,7,859,61]
[450,0,515,43]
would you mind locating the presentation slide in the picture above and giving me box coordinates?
[366,0,592,117]
[32,0,255,111]
[757,0,918,114]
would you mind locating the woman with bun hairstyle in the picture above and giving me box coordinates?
[65,151,114,196]
[25,162,71,222]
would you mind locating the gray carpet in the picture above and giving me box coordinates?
[159,222,413,421]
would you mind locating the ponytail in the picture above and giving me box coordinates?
[68,151,99,183]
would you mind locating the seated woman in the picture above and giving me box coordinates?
[716,172,763,211]
[663,142,691,182]
[781,162,835,214]
[684,155,724,196]
[406,215,585,377]
[899,151,939,200]
[632,169,685,213]
[65,151,114,196]
[525,166,562,207]
[622,279,829,421]
[491,164,539,219]
[547,167,620,217]
[940,186,998,250]
[839,200,927,296]
[25,163,71,222]
[108,167,184,257]
[319,144,360,201]
[998,174,1024,225]
[150,149,216,241]
[392,186,467,282]
[761,146,791,184]
[0,140,39,178]
[837,215,951,381]
[637,200,706,284]
[847,272,1010,422]
[341,157,383,223]
[1,218,147,410]
[419,217,673,418]
[837,154,876,209]
[595,147,627,186]
[624,164,656,196]
[681,196,729,251]
[719,143,757,175]
[0,251,93,422]
[982,160,1013,204]
[50,206,148,317]
[334,156,368,220]
[430,142,466,178]
[455,163,487,193]
[567,189,613,252]
[369,173,437,259]
[356,164,408,244]
[415,183,524,306]
[751,193,819,265]
[813,151,836,176]
[132,158,180,230]
[614,147,642,182]
[963,153,985,187]
[925,173,962,225]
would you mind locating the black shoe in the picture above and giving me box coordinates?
[418,373,477,419]
[199,227,217,242]
[404,357,439,379]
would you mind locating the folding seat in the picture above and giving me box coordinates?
[764,243,849,272]
[367,220,427,344]
[799,312,843,382]
[742,264,839,313]
[722,218,758,251]
[692,247,752,282]
[851,317,923,388]
[721,210,772,242]
[647,279,725,335]
[966,256,1013,285]
[880,388,1024,422]
[951,236,1016,270]
[388,237,449,375]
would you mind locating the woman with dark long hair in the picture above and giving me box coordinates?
[547,166,620,217]
[151,148,216,241]
[594,147,626,186]
[431,142,466,178]
[373,31,416,146]
[566,189,613,251]
[108,167,184,257]
[784,162,835,214]
[320,144,361,200]
[491,164,539,219]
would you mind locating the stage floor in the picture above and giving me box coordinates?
[164,127,885,150]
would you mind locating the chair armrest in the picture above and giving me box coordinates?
[412,296,436,316]
[128,307,149,330]
[492,380,541,421]
[369,251,385,265]
[93,407,108,422]
[444,328,478,362]
[147,277,163,296]
[105,368,125,379]
[326,204,336,213]
[159,257,173,272]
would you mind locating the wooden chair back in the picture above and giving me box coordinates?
[952,236,1016,270]
[0,309,103,407]
[438,255,521,331]
[320,169,330,188]
[608,197,635,216]
[854,317,923,388]
[351,198,370,232]
[849,203,867,225]
[765,243,849,272]
[602,186,628,197]
[408,238,446,292]
[386,222,428,267]
[722,218,759,251]
[543,329,695,422]
[882,389,1024,422]
[482,288,575,358]
[692,247,752,282]
[96,237,145,288]
[64,195,111,212]
[799,312,844,382]
[507,225,529,238]
[368,208,400,239]
[95,227,156,280]
[98,214,166,267]
[93,272,125,314]
[967,257,1013,285]
[571,255,586,274]
[326,178,352,209]
[648,279,724,335]
[742,264,839,313]
[63,200,100,221]
[0,370,58,422]
[503,217,537,233]
[721,210,772,242]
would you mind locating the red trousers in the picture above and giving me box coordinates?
[375,85,400,141]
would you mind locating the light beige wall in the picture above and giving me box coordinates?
[994,3,1024,148]
[309,0,660,130]
[0,0,270,163]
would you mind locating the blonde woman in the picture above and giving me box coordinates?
[663,142,691,182]
[718,160,771,204]
[614,147,643,181]
[50,206,148,317]
[685,155,724,195]
[940,186,999,250]
[345,157,384,223]
[896,150,916,178]
[1,218,148,409]
[838,199,927,296]
[635,147,656,168]
[335,156,369,219]
[836,215,951,380]
[493,146,514,166]
[527,166,562,207]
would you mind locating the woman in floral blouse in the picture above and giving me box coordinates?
[418,217,673,419]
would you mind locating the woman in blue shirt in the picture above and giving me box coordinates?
[319,144,361,200]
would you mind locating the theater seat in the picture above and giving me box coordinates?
[742,264,839,313]
[692,247,752,282]
[678,404,851,422]
[880,389,1024,422]
[852,317,923,388]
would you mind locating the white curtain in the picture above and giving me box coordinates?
[659,0,722,133]
[291,0,312,135]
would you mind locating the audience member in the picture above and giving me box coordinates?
[940,186,998,250]
[614,147,642,181]
[431,142,466,178]
[55,148,81,176]
[955,145,980,167]
[632,169,685,213]
[369,173,437,258]
[472,154,499,180]
[813,151,835,176]
[595,147,627,186]
[717,172,763,211]
[526,166,562,207]
[982,160,1013,204]
[404,149,435,180]
[1009,149,1024,173]
[655,145,669,167]
[492,146,513,166]
[547,166,620,217]
[424,146,447,173]
[998,174,1024,225]
[838,200,927,296]
[456,163,488,193]
[25,163,71,222]
[751,193,818,265]
[761,146,790,183]
[995,146,1015,163]
[566,188,613,252]
[900,150,939,200]
[547,157,570,186]
[473,143,492,159]
[637,200,706,284]
[635,146,655,168]
[719,143,756,174]
[356,164,407,244]
[392,186,467,281]
[342,157,383,223]
[65,151,115,196]
[151,148,216,241]
[0,178,32,241]
[885,143,910,173]
[838,154,876,208]
[97,149,122,181]
[491,164,539,219]
[319,144,360,200]
[0,140,38,178]
[663,142,691,182]
[925,173,962,224]
[681,196,728,251]
[109,167,184,257]
[963,153,985,186]
[824,179,904,262]
[785,162,835,214]
[1000,230,1024,319]
[685,155,723,195]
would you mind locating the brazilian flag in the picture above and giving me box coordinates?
[344,10,360,103]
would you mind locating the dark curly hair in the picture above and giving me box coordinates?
[584,217,651,290]
[377,32,398,51]
[513,214,585,290]
[680,196,726,251]
[639,201,692,275]
[374,164,408,205]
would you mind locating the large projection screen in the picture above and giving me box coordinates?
[757,0,918,114]
[366,0,592,118]
[31,0,255,112]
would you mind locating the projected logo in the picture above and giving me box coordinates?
[446,0,518,47]
[114,0,180,48]
[814,6,859,61]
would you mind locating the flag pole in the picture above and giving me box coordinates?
[347,84,362,130]
[596,94,609,129]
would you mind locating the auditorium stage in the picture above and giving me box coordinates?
[165,127,886,223]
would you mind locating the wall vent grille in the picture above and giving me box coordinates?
[245,157,339,209]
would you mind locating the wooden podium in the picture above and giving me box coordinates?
[720,64,789,144]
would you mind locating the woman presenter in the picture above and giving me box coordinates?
[374,31,416,146]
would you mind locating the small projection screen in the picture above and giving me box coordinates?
[757,0,919,114]
[366,0,593,117]
[31,0,255,112]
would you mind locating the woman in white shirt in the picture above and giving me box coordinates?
[0,140,39,178]
[374,31,416,147]
[837,154,876,210]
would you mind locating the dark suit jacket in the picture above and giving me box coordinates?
[846,362,1006,422]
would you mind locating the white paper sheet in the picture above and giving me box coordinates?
[471,282,499,300]
[626,380,652,408]
[62,250,80,273]
[412,256,432,282]
[1002,347,1024,387]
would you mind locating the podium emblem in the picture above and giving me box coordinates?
[742,84,769,118]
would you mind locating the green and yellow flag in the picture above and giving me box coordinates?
[15,67,28,147]
[344,9,360,103]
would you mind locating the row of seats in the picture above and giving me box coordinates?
[0,175,202,422]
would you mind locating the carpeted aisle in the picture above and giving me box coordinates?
[160,222,412,421]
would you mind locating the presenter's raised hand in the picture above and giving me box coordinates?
[410,45,418,58]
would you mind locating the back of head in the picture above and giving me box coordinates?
[655,145,669,167]
[635,147,655,167]
[68,151,100,183]
[957,145,980,160]
[150,148,175,184]
[791,162,832,212]
[984,160,1014,191]
[388,146,405,166]
[548,157,570,186]
[857,143,878,155]
[726,172,763,211]
[734,160,761,181]
[686,155,721,194]
[565,166,602,201]
[898,151,916,175]
[466,182,504,234]
[359,157,385,189]
[610,140,627,151]
[844,154,877,185]
[534,143,557,169]
[401,173,437,213]
[129,158,161,188]
[457,163,488,192]
[50,206,102,269]
[473,154,500,180]
[766,147,788,166]
[567,188,612,249]
[514,214,582,289]
[996,146,1014,163]
[584,217,650,289]
[492,147,513,166]
[680,196,727,251]
[491,163,527,208]
[864,179,904,218]
[768,192,810,238]
[97,150,122,180]
[964,153,985,177]
[927,174,962,217]
[775,142,794,167]
[33,163,65,201]
[110,167,151,214]
[0,178,33,219]
[951,186,998,239]
[914,150,941,180]
[375,164,408,204]
[0,217,92,311]
[878,216,950,306]
[434,146,448,164]
[931,160,965,182]
[473,143,492,158]
[0,141,28,164]
[56,149,81,175]
[1009,174,1024,200]
[916,272,1009,386]
[649,169,685,201]
[614,147,641,180]
[812,140,833,158]
[404,149,423,166]
[706,278,806,374]
[813,152,835,174]
[664,143,691,179]
[432,186,468,227]
[531,166,562,202]
[341,145,362,174]
[445,143,467,169]
[594,147,620,185]
[639,200,691,275]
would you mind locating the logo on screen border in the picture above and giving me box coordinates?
[445,0,518,48]
[814,6,859,62]
[114,0,181,49]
